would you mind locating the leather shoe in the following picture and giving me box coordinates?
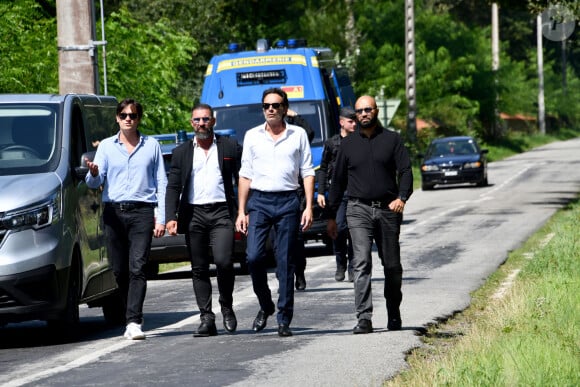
[295,273,306,290]
[222,307,237,333]
[334,268,345,282]
[353,319,373,334]
[277,324,293,337]
[195,320,218,337]
[252,309,272,332]
[387,318,402,331]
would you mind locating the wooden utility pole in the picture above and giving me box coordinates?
[57,0,98,94]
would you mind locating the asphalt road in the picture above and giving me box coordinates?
[1,137,579,386]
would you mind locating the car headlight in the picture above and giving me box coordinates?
[1,190,62,231]
[463,161,482,169]
[421,165,440,172]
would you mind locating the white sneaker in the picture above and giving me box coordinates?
[124,322,146,340]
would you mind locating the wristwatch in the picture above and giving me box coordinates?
[398,195,407,203]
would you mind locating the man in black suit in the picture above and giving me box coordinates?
[165,103,242,337]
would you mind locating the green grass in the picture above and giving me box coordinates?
[385,197,580,386]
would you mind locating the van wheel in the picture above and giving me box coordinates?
[102,291,125,326]
[47,256,81,337]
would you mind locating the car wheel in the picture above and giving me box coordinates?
[102,291,126,326]
[47,254,81,338]
[422,182,435,191]
[476,177,488,187]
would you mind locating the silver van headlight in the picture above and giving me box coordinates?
[2,190,62,231]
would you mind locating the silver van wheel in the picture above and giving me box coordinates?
[47,255,80,336]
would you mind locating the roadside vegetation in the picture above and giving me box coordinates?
[386,193,580,386]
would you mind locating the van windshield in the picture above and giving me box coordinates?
[213,100,331,146]
[0,105,58,175]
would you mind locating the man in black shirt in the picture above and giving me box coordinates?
[327,95,413,334]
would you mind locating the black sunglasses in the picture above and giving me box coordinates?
[191,117,212,123]
[355,107,376,115]
[262,103,283,110]
[119,113,138,120]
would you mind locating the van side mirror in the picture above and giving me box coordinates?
[75,151,95,180]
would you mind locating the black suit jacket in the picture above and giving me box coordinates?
[165,135,242,234]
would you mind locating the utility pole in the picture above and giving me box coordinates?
[491,3,500,137]
[537,14,546,135]
[56,0,98,94]
[404,0,417,144]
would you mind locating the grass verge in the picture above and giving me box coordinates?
[385,197,580,386]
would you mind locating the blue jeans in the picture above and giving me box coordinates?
[103,205,154,325]
[246,190,300,326]
[347,200,403,321]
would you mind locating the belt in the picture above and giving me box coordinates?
[105,201,156,211]
[350,197,390,209]
[191,202,227,210]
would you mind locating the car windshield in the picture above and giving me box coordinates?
[213,100,327,146]
[427,139,478,157]
[0,105,59,175]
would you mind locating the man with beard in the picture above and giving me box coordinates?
[327,95,413,334]
[165,103,242,337]
[236,88,314,337]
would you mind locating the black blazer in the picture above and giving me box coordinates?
[165,135,242,234]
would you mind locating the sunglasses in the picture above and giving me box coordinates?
[191,117,212,123]
[262,103,283,110]
[355,107,376,115]
[119,113,138,120]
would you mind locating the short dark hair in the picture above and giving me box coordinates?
[117,98,143,118]
[262,88,289,107]
[192,102,214,116]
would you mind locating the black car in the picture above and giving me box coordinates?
[420,136,488,190]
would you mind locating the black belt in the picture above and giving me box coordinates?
[350,197,390,209]
[191,202,227,210]
[105,201,156,211]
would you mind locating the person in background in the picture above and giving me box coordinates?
[85,98,167,340]
[327,95,413,334]
[165,103,242,337]
[285,108,314,291]
[236,88,314,337]
[317,107,357,282]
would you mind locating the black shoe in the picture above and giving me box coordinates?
[252,309,273,332]
[222,307,237,333]
[295,273,306,290]
[353,319,373,334]
[347,270,354,282]
[195,320,218,337]
[387,318,402,331]
[277,324,293,337]
[334,267,346,282]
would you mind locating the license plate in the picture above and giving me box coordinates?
[444,171,458,176]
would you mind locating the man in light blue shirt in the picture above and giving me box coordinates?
[236,88,314,337]
[86,98,166,340]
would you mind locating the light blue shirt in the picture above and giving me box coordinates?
[85,132,167,224]
[239,122,314,192]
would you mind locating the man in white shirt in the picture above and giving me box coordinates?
[235,88,315,337]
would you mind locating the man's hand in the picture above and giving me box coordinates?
[327,218,338,240]
[300,207,313,232]
[317,193,326,208]
[235,213,249,235]
[153,223,166,238]
[166,220,178,236]
[388,198,406,214]
[85,158,99,177]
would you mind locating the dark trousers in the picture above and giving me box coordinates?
[246,190,300,326]
[185,203,235,322]
[334,194,353,270]
[103,205,154,325]
[347,200,403,321]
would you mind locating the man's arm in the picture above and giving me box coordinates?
[235,176,251,235]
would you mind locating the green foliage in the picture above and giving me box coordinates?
[0,0,58,93]
[100,8,197,134]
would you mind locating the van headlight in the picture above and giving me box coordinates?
[2,190,62,231]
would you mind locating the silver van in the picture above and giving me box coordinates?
[0,94,125,331]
